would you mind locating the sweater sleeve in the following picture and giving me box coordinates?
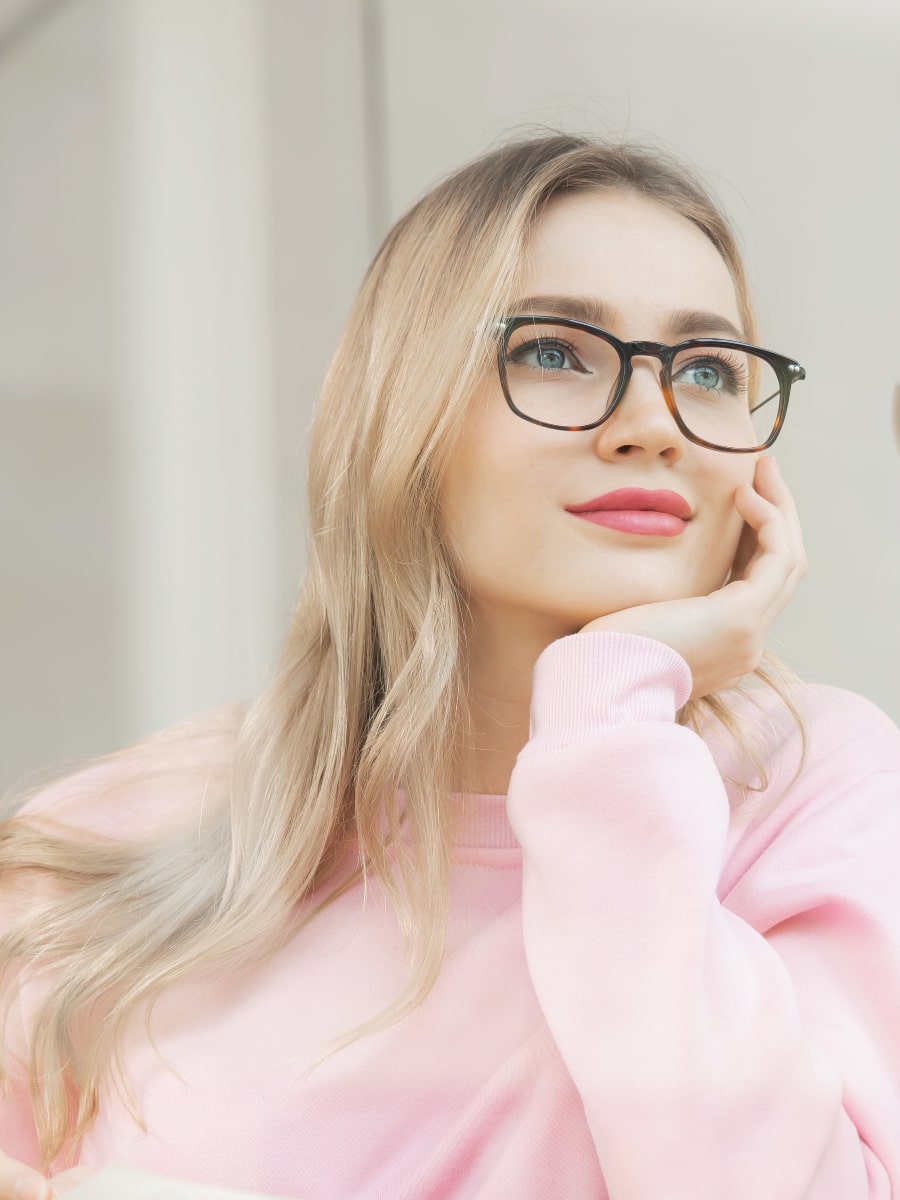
[506,630,900,1200]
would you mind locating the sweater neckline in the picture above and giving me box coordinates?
[450,791,520,851]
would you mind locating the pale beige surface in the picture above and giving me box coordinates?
[67,1165,293,1200]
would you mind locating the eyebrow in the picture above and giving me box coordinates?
[510,294,747,342]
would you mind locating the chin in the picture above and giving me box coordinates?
[561,576,722,626]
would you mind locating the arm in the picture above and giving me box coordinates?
[507,630,900,1199]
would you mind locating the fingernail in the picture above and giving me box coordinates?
[14,1178,51,1200]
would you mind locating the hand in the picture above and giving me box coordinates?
[0,1151,95,1200]
[579,456,806,700]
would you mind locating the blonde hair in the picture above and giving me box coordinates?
[0,133,806,1166]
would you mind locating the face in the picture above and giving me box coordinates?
[440,189,758,647]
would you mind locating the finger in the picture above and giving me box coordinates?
[754,458,806,575]
[730,486,798,619]
[725,471,772,584]
[734,483,790,564]
[727,512,758,582]
[753,454,783,497]
[0,1166,51,1200]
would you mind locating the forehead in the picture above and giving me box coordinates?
[522,189,743,334]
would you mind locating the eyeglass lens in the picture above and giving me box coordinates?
[503,321,781,450]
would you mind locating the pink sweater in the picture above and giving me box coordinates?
[2,632,900,1199]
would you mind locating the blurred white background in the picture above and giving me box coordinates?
[1,0,898,793]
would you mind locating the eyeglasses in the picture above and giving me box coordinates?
[495,315,806,453]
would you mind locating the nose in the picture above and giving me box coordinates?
[591,356,685,461]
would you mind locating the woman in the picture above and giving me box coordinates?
[1,134,899,1200]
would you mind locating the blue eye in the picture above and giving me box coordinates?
[508,338,584,373]
[536,346,567,370]
[673,356,743,394]
[684,364,721,389]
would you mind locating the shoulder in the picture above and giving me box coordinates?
[703,677,900,834]
[775,680,898,773]
[797,681,899,747]
[709,682,900,933]
[6,703,246,843]
[789,682,900,815]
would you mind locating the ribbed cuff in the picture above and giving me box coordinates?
[521,631,693,754]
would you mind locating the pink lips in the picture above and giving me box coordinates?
[566,488,692,537]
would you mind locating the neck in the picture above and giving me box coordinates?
[460,606,568,795]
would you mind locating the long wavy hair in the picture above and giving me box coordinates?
[0,133,805,1167]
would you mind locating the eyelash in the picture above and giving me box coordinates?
[508,336,582,362]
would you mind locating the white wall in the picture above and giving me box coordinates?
[0,0,370,792]
[0,0,119,792]
[1,0,897,794]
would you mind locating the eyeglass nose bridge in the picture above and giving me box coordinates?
[606,339,679,416]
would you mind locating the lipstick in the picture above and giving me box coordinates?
[566,488,691,537]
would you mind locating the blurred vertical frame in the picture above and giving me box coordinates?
[112,0,282,739]
[360,0,390,253]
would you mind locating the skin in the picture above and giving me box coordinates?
[0,1163,88,1199]
[442,189,806,794]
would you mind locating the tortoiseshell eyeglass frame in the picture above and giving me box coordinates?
[494,315,806,453]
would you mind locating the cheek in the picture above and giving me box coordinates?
[439,432,504,581]
[441,390,532,536]
[696,461,755,577]
[442,458,536,578]
[439,415,553,591]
